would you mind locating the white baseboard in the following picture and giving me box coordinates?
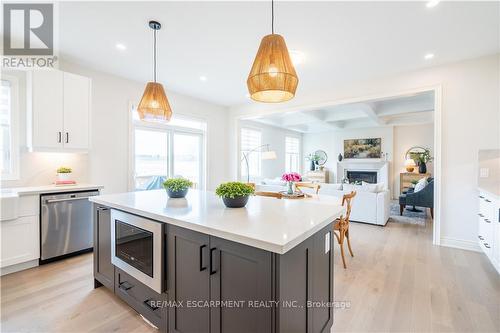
[440,237,481,252]
[0,259,39,276]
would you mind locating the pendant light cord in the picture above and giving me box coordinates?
[271,0,274,34]
[153,28,157,82]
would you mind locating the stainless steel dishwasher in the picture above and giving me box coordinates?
[40,190,99,263]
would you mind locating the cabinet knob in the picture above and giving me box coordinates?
[65,132,69,143]
[58,132,62,143]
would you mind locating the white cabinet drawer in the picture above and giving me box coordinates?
[0,215,40,268]
[18,195,39,217]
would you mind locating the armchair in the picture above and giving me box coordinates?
[399,178,434,218]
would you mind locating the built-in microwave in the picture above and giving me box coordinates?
[111,209,163,293]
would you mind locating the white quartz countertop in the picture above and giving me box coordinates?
[2,184,104,196]
[90,189,345,254]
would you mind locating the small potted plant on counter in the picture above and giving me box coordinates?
[56,167,73,181]
[163,177,193,198]
[215,182,254,208]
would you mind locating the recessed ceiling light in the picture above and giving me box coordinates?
[199,76,207,82]
[115,43,126,51]
[426,0,440,8]
[290,50,305,65]
[424,53,435,60]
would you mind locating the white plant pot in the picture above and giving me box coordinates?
[57,173,72,181]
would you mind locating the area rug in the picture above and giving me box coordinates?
[388,201,428,226]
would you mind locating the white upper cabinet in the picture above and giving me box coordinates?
[28,70,64,149]
[63,72,90,149]
[27,70,91,151]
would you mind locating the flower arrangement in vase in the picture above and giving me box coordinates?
[281,172,302,195]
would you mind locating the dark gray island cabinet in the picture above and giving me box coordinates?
[91,189,343,333]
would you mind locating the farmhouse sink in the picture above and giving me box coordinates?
[0,190,19,221]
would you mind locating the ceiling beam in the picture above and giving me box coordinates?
[359,103,386,125]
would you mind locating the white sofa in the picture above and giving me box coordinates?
[255,182,390,226]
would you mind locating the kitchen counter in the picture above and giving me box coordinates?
[90,189,344,254]
[478,185,500,200]
[2,183,104,196]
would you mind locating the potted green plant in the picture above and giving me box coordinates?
[305,153,320,171]
[215,182,254,208]
[56,167,72,181]
[411,149,433,174]
[163,178,193,198]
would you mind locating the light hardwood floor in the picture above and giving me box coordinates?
[1,217,498,333]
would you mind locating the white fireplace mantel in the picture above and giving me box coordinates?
[337,160,390,190]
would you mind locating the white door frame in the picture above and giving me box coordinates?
[234,84,443,245]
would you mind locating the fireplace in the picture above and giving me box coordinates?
[346,170,377,184]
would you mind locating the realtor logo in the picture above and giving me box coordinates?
[3,3,54,56]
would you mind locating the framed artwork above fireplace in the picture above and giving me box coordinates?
[344,138,382,159]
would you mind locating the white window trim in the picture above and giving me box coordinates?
[285,135,301,173]
[127,102,207,191]
[1,75,20,181]
[240,126,263,180]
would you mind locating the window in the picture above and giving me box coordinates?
[285,136,300,173]
[134,129,169,190]
[130,105,206,190]
[0,77,19,180]
[240,128,262,180]
[173,133,202,186]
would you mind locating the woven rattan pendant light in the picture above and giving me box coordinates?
[137,20,172,121]
[247,0,298,103]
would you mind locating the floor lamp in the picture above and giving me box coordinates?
[241,144,277,183]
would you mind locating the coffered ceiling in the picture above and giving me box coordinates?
[246,91,434,133]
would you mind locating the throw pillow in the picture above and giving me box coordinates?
[414,178,428,192]
[343,184,363,192]
[361,181,378,193]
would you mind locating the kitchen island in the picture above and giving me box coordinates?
[90,189,344,333]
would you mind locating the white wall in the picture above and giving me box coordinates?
[2,63,230,193]
[229,54,500,249]
[302,126,393,183]
[239,120,302,181]
[393,123,434,198]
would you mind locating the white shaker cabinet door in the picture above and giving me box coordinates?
[0,215,39,268]
[63,72,90,149]
[30,70,64,149]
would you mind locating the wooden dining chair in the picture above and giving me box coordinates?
[295,182,321,194]
[333,191,356,269]
[255,191,283,199]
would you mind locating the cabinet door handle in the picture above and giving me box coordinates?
[97,207,109,211]
[484,244,491,249]
[65,132,69,143]
[485,219,491,223]
[58,132,62,143]
[143,299,159,311]
[210,247,217,275]
[478,213,484,217]
[199,244,207,271]
[479,196,484,199]
[478,235,483,240]
[485,199,491,203]
[118,281,133,291]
